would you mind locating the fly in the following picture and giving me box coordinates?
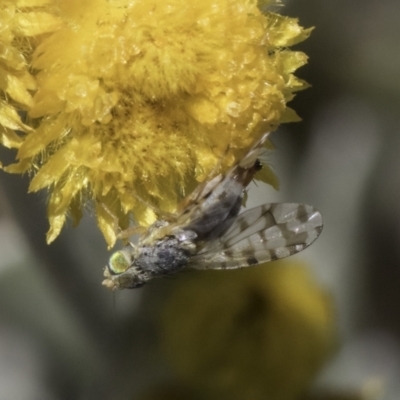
[103,133,323,290]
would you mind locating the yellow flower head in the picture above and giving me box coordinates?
[0,0,312,246]
[161,263,336,400]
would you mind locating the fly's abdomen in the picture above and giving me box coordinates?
[181,158,261,241]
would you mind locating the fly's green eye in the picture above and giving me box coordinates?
[108,251,130,275]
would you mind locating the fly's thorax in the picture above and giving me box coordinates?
[134,235,196,276]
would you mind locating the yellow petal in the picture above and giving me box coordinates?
[267,13,313,47]
[0,102,32,132]
[279,51,309,74]
[257,163,280,190]
[96,202,117,248]
[46,214,66,244]
[3,158,32,173]
[49,171,85,216]
[29,150,70,191]
[0,127,23,148]
[16,0,53,6]
[0,41,26,71]
[280,107,301,123]
[18,117,69,159]
[0,69,35,107]
[12,12,62,37]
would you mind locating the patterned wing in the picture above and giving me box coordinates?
[188,203,323,270]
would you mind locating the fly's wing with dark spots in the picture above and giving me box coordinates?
[188,203,323,270]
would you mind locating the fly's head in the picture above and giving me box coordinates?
[103,245,148,290]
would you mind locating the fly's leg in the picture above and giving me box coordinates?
[116,225,147,240]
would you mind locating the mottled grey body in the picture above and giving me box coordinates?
[135,236,193,275]
[103,133,323,290]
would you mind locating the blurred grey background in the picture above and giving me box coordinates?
[0,0,399,399]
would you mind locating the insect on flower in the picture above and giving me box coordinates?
[103,133,323,290]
